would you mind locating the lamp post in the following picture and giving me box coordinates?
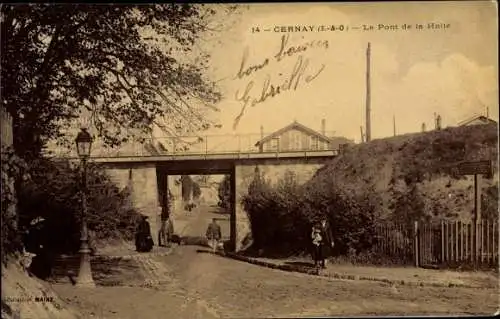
[75,127,95,287]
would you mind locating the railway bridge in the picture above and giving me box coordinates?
[52,133,341,251]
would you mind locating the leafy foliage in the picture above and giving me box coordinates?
[192,182,201,200]
[388,179,427,226]
[1,146,28,264]
[0,4,237,158]
[17,158,141,254]
[481,184,499,221]
[180,175,201,201]
[218,174,231,208]
[242,169,381,256]
[314,124,498,221]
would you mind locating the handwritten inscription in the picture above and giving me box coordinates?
[233,35,328,129]
[275,34,329,62]
[236,55,325,108]
[236,48,269,79]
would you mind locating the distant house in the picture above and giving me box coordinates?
[457,115,497,126]
[254,120,354,152]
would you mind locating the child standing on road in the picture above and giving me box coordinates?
[205,218,222,252]
[311,224,322,268]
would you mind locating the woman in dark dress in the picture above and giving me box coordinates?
[135,216,153,252]
[319,218,334,268]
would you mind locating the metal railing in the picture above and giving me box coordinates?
[48,131,342,158]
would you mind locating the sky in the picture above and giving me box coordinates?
[51,2,498,155]
[180,1,498,143]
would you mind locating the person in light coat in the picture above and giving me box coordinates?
[205,218,222,252]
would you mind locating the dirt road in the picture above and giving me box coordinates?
[51,206,498,318]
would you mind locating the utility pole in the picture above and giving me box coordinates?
[393,114,396,136]
[365,42,372,142]
[360,126,365,143]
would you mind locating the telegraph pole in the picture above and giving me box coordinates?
[365,42,372,142]
[393,114,396,136]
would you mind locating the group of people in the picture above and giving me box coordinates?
[135,206,175,252]
[135,208,334,268]
[311,218,335,269]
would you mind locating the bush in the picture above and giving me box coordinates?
[388,179,427,226]
[18,158,141,255]
[302,175,381,255]
[1,146,27,264]
[482,184,499,221]
[218,175,231,209]
[180,175,201,201]
[242,169,381,257]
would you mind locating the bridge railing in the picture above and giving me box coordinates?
[48,131,341,158]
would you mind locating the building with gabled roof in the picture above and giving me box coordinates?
[457,114,497,126]
[254,120,354,152]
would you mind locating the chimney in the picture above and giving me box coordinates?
[436,114,442,130]
[321,119,326,136]
[340,143,349,154]
[260,125,264,140]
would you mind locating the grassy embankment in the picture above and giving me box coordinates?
[314,123,498,222]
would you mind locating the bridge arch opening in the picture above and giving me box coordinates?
[97,154,336,253]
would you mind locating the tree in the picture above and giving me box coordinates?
[390,180,426,226]
[218,174,231,208]
[17,158,141,254]
[192,181,201,200]
[181,175,193,202]
[1,4,238,159]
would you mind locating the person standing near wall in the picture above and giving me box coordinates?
[136,215,153,252]
[311,223,323,268]
[158,206,169,247]
[319,218,334,268]
[205,218,222,252]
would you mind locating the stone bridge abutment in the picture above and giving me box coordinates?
[99,157,329,251]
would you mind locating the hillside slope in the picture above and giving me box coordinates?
[1,259,81,319]
[313,124,498,222]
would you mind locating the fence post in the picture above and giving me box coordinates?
[480,219,484,264]
[441,221,445,264]
[454,220,458,263]
[486,219,490,265]
[473,220,477,266]
[465,223,469,262]
[460,220,464,262]
[414,221,420,268]
[494,221,498,265]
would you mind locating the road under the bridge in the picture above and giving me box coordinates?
[50,203,498,318]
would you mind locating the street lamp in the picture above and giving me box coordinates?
[75,127,95,287]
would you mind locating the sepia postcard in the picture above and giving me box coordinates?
[1,2,498,318]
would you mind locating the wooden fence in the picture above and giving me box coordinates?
[373,220,498,269]
[373,224,414,265]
